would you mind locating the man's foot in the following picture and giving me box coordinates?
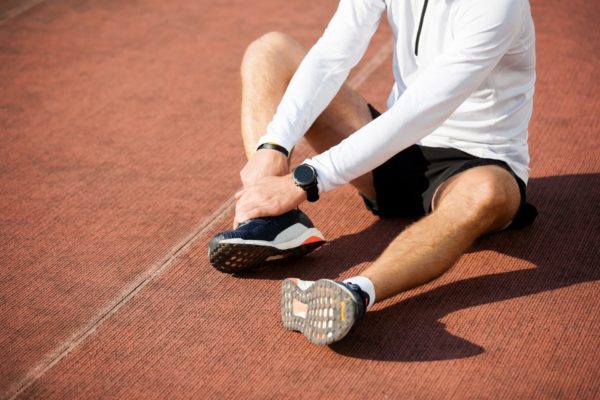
[280,278,369,345]
[208,209,325,273]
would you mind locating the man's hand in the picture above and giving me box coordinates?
[234,174,306,228]
[240,149,289,188]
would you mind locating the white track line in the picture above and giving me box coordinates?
[0,0,46,25]
[7,36,392,400]
[7,198,235,399]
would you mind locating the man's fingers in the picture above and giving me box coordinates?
[235,189,269,216]
[235,205,273,225]
[232,175,293,227]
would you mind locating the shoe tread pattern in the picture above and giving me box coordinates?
[209,241,324,273]
[280,279,357,345]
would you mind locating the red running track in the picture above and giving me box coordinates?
[0,0,598,398]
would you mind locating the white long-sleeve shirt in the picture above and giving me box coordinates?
[257,0,536,192]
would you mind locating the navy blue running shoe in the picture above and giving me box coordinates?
[208,209,325,273]
[280,278,369,345]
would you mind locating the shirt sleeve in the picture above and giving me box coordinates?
[256,0,386,152]
[305,0,525,192]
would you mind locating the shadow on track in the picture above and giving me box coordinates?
[331,173,600,361]
[242,173,600,361]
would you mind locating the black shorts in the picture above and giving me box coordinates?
[361,104,537,229]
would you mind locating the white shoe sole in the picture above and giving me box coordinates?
[280,279,359,345]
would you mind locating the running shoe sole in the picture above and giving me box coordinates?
[281,278,359,345]
[209,228,325,273]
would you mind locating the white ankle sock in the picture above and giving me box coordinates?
[343,276,376,309]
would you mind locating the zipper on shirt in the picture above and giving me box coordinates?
[414,0,429,56]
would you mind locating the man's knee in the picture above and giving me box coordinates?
[241,32,303,77]
[437,166,520,229]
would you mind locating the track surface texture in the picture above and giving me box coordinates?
[1,0,598,398]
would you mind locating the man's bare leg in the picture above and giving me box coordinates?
[209,31,378,273]
[361,165,521,301]
[240,31,376,198]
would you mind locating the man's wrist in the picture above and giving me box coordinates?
[287,174,307,203]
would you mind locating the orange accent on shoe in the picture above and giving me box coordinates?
[340,302,345,321]
[302,236,323,245]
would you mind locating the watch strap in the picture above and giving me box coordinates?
[305,183,319,202]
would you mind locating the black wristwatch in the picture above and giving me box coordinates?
[293,164,319,202]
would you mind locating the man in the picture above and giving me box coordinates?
[209,0,538,345]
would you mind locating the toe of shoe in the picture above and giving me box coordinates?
[208,234,225,255]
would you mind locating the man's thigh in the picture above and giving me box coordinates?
[299,72,376,197]
[432,165,522,233]
[303,89,376,198]
[244,31,377,197]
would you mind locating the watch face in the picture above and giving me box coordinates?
[294,165,315,185]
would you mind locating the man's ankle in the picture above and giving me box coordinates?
[342,276,376,309]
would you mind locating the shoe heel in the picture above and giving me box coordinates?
[281,278,306,332]
[302,280,357,345]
